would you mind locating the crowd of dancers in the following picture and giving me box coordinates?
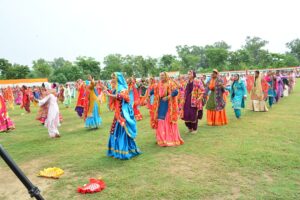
[0,69,297,160]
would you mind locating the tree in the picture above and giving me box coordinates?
[257,50,272,67]
[51,57,68,69]
[213,41,231,50]
[160,54,176,70]
[286,39,300,61]
[101,54,123,80]
[133,56,146,77]
[0,58,12,78]
[159,54,182,72]
[49,57,83,81]
[283,53,300,66]
[242,36,269,66]
[228,49,251,68]
[75,57,101,79]
[143,57,158,77]
[5,64,30,79]
[176,45,203,71]
[122,55,135,77]
[205,48,229,70]
[49,73,67,84]
[32,59,52,78]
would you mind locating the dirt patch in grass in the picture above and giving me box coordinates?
[162,154,215,181]
[0,157,60,200]
[263,172,273,183]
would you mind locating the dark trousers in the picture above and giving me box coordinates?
[185,110,202,131]
[185,121,198,131]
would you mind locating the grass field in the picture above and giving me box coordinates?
[1,84,300,200]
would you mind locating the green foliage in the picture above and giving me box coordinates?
[286,39,300,61]
[50,59,82,82]
[243,36,269,66]
[205,48,229,70]
[0,58,12,78]
[1,37,300,81]
[50,73,68,84]
[75,56,101,79]
[5,64,30,79]
[32,59,52,78]
[283,53,300,66]
[0,59,30,79]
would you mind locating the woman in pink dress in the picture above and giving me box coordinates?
[0,92,15,132]
[15,86,23,105]
[150,72,184,147]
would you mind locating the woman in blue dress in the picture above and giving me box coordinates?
[230,74,247,119]
[104,72,141,160]
[84,75,102,129]
[265,71,276,108]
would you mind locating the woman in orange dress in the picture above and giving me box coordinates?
[5,86,14,110]
[145,77,156,127]
[204,69,228,126]
[127,78,142,121]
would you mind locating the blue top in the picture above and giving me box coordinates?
[230,80,246,109]
[157,89,178,120]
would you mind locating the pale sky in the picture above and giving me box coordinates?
[1,0,299,67]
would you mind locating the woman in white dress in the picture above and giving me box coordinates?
[37,89,61,138]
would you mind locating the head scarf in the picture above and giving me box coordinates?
[254,74,263,99]
[160,72,170,82]
[114,72,128,93]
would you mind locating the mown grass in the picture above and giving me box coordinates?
[0,84,299,200]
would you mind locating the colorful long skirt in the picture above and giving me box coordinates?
[250,100,268,112]
[107,120,141,160]
[0,117,15,132]
[206,91,228,126]
[36,105,48,124]
[15,95,22,105]
[133,105,143,121]
[85,103,102,128]
[156,112,184,147]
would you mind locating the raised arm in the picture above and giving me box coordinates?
[38,94,51,106]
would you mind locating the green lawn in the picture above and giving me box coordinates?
[1,84,300,200]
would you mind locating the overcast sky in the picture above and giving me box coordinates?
[1,0,299,66]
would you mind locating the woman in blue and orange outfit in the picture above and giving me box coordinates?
[104,72,141,160]
[84,75,102,129]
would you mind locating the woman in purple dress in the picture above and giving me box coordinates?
[181,70,205,134]
[275,71,284,103]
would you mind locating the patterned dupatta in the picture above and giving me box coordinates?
[246,75,255,94]
[128,82,140,106]
[190,79,205,109]
[113,72,137,139]
[179,79,205,118]
[251,75,269,100]
[204,77,226,111]
[0,94,8,122]
[151,80,178,129]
